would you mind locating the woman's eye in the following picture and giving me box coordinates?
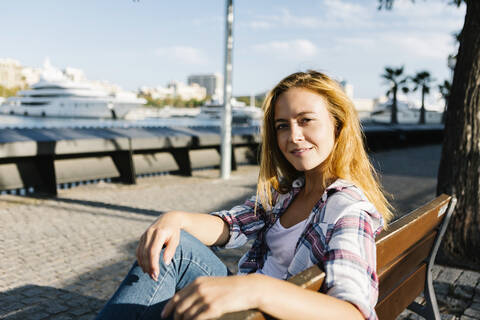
[300,118,311,125]
[276,123,287,130]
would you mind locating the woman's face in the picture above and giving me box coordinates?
[274,87,336,173]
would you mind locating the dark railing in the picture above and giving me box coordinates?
[0,126,261,196]
[0,123,444,196]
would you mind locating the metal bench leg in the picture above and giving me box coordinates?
[111,150,136,184]
[36,155,58,196]
[170,149,192,176]
[407,197,456,320]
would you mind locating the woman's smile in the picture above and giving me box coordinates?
[290,146,313,156]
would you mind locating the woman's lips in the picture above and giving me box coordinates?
[290,147,312,156]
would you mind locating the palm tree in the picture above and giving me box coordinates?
[411,71,435,124]
[438,80,451,124]
[381,66,408,124]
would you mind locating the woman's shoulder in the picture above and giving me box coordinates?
[321,179,383,230]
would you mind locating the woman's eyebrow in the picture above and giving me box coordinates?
[274,111,316,122]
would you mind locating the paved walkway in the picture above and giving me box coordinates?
[0,144,479,319]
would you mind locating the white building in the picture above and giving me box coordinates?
[21,67,41,86]
[64,67,87,82]
[0,58,24,88]
[139,81,206,101]
[167,81,206,100]
[187,73,223,102]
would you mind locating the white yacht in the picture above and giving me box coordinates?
[197,99,263,125]
[1,59,145,119]
[1,79,145,119]
[371,100,443,124]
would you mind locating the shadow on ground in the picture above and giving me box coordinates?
[34,196,165,217]
[0,285,105,320]
[0,239,249,320]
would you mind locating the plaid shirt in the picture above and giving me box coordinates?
[211,178,383,320]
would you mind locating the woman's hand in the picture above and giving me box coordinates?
[136,211,184,281]
[161,275,261,320]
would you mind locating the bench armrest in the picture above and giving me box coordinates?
[217,265,326,320]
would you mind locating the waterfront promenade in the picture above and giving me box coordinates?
[1,144,479,319]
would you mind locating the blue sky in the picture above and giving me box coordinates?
[0,0,465,99]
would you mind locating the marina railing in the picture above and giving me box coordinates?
[0,123,443,196]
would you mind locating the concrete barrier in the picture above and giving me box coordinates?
[0,126,261,195]
[0,123,443,196]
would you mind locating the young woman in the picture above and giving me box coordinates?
[96,70,393,320]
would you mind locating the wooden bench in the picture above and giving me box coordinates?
[219,194,456,320]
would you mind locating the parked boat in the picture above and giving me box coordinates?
[371,100,443,124]
[197,100,263,125]
[0,77,145,119]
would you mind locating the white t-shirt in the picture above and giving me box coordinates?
[256,216,309,279]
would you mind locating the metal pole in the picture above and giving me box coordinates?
[221,0,233,179]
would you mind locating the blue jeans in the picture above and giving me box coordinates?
[95,231,230,320]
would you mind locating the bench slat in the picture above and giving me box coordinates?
[286,264,325,291]
[376,194,450,270]
[219,310,268,320]
[376,264,427,320]
[220,265,326,320]
[378,231,436,300]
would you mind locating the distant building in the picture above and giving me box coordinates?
[139,81,206,101]
[353,98,376,113]
[340,79,375,115]
[64,67,87,82]
[168,81,206,100]
[0,58,23,88]
[187,73,223,102]
[21,67,41,86]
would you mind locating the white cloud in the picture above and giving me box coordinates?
[248,20,273,30]
[252,39,318,60]
[382,32,454,60]
[323,0,374,24]
[246,8,322,30]
[192,16,223,27]
[155,46,207,65]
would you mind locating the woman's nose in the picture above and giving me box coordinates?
[289,124,304,142]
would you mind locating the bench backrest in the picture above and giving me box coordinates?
[219,194,455,320]
[375,194,453,319]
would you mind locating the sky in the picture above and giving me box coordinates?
[0,0,466,101]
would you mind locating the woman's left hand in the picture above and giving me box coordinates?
[161,275,261,320]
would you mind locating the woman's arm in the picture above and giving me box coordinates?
[177,211,230,246]
[136,211,229,281]
[161,273,364,320]
[252,274,364,320]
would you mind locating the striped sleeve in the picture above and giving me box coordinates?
[323,201,382,320]
[210,195,266,249]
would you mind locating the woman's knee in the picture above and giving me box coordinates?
[168,230,228,277]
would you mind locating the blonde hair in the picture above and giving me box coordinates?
[257,70,393,226]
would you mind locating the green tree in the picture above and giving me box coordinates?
[381,66,409,124]
[379,0,480,268]
[0,85,23,98]
[410,71,435,124]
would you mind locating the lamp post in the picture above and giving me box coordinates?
[220,0,234,179]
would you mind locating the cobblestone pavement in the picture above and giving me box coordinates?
[0,144,479,319]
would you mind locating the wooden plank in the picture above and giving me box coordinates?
[219,267,325,320]
[287,264,325,291]
[376,264,427,320]
[378,231,436,300]
[376,195,450,270]
[219,310,268,320]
